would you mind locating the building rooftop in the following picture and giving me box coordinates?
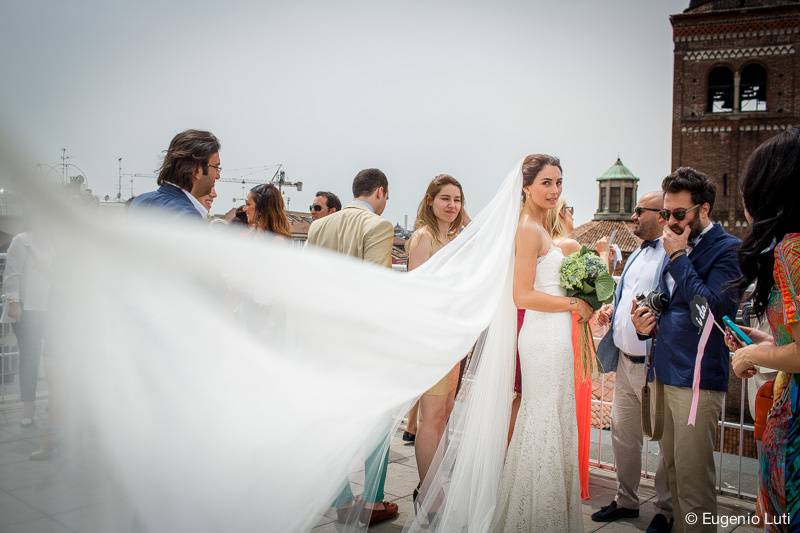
[287,210,312,237]
[573,219,641,262]
[686,0,800,13]
[597,158,639,182]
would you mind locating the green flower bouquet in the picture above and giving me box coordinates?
[559,246,616,378]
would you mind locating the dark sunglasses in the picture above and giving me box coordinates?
[562,205,574,215]
[659,204,700,221]
[634,207,661,216]
[310,204,323,212]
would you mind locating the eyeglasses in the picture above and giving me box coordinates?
[659,204,700,221]
[310,204,323,212]
[563,206,574,215]
[634,207,661,216]
[208,163,222,174]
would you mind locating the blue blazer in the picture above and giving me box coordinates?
[130,184,202,219]
[650,223,741,392]
[596,245,661,372]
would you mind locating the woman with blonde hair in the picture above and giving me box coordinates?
[405,173,466,501]
[546,197,576,244]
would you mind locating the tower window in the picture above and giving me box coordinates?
[610,187,621,213]
[740,63,767,112]
[707,66,734,113]
[722,174,728,197]
[624,187,633,213]
[599,188,607,211]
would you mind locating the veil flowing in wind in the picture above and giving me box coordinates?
[1,139,523,532]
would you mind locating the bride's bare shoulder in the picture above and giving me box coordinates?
[516,216,546,241]
[515,216,551,256]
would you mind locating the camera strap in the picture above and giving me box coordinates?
[641,328,665,441]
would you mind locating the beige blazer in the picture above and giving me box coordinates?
[306,204,395,267]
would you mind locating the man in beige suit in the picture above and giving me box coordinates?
[306,168,398,526]
[307,169,394,267]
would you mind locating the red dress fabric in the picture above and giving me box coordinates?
[572,312,592,500]
[514,309,524,394]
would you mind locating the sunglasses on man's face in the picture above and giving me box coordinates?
[634,207,661,216]
[659,204,700,221]
[310,204,323,212]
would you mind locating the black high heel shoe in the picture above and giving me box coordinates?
[412,483,421,514]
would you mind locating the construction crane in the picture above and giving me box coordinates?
[229,166,303,205]
[269,165,303,195]
[120,162,303,202]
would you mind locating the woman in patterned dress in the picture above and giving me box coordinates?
[730,127,800,530]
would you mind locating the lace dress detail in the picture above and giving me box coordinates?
[493,246,583,532]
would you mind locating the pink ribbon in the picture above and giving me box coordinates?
[688,310,715,426]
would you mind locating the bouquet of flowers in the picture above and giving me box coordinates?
[559,246,616,379]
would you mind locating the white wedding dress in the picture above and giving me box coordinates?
[493,245,583,532]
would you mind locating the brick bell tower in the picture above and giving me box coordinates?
[670,0,800,237]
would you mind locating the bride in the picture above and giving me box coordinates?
[494,154,592,530]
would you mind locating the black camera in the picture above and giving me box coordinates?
[635,290,669,315]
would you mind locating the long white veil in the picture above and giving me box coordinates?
[1,142,522,532]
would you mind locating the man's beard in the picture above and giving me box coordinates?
[669,216,704,240]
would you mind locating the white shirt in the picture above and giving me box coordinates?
[167,183,208,218]
[1,232,53,318]
[182,189,209,218]
[613,238,666,356]
[349,199,375,213]
[664,222,714,295]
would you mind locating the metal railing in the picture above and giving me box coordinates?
[0,252,22,403]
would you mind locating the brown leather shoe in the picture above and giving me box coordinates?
[360,501,399,526]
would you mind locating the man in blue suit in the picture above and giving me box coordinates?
[130,129,221,219]
[632,167,741,533]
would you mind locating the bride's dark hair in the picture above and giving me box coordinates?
[521,154,561,202]
[736,126,800,318]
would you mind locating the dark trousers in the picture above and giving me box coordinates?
[12,311,45,402]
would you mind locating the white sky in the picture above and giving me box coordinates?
[0,0,687,226]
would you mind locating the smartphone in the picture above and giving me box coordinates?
[722,315,753,346]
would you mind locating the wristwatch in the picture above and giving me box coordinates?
[569,297,577,307]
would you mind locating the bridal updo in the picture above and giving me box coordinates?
[521,154,562,203]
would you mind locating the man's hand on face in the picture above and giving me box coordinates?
[662,224,690,257]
